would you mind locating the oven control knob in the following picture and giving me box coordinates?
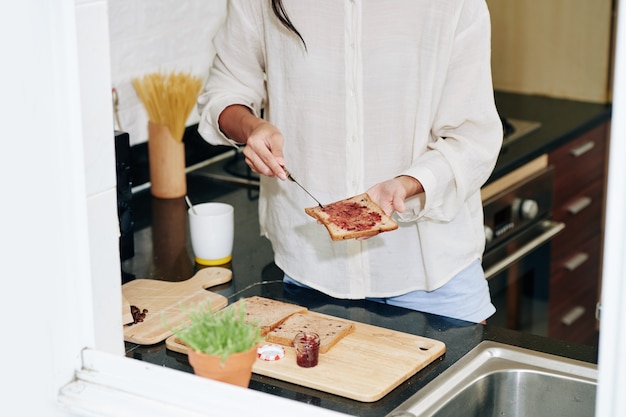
[520,199,539,220]
[484,226,494,244]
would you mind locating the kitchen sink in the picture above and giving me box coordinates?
[387,341,597,417]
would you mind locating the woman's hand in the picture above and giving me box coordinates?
[242,121,287,179]
[366,175,423,216]
[218,105,287,179]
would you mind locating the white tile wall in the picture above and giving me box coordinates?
[87,187,126,354]
[76,0,124,354]
[74,0,227,354]
[76,0,116,197]
[108,0,227,145]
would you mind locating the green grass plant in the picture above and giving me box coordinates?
[165,300,263,363]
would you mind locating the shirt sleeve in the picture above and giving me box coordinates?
[197,0,267,147]
[396,0,502,223]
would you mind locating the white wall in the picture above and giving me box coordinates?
[77,0,124,356]
[596,0,626,414]
[1,0,97,415]
[108,0,226,145]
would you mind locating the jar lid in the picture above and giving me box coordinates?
[257,344,285,361]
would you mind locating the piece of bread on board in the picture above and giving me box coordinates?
[266,312,355,354]
[305,192,398,241]
[229,296,308,336]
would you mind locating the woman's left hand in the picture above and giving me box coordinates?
[366,175,423,216]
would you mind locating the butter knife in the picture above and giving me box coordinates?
[284,168,324,208]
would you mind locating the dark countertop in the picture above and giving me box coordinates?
[122,92,609,416]
[490,91,611,181]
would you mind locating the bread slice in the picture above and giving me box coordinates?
[305,192,398,241]
[228,296,308,336]
[266,312,355,354]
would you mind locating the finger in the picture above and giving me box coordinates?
[244,155,261,174]
[262,135,287,179]
[250,137,286,178]
[242,148,266,175]
[275,156,288,180]
[392,193,405,214]
[243,147,280,178]
[265,156,287,180]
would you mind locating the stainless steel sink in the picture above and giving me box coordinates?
[387,341,597,417]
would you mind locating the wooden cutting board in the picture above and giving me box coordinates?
[122,267,231,345]
[166,311,446,402]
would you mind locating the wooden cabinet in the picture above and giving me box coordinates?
[548,121,610,346]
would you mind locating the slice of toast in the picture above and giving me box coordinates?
[228,296,308,336]
[266,312,355,354]
[305,193,398,241]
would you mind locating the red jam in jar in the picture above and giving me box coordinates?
[294,332,320,368]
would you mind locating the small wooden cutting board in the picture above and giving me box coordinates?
[166,310,446,402]
[122,267,231,345]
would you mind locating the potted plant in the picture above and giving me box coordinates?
[166,300,263,387]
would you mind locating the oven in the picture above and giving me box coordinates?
[481,160,564,335]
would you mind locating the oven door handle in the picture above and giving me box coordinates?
[484,220,565,280]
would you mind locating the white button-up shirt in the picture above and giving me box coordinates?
[198,0,502,298]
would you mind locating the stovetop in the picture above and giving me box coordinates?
[502,117,542,145]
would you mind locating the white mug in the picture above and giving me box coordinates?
[188,202,234,266]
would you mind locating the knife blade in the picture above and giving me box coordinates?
[284,168,324,208]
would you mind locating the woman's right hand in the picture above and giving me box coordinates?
[218,105,287,180]
[242,120,287,180]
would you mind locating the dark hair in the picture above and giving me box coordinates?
[271,0,307,50]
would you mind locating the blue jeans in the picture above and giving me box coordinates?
[283,259,495,323]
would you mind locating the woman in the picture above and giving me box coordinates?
[197,0,502,323]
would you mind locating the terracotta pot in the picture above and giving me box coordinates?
[187,345,257,387]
